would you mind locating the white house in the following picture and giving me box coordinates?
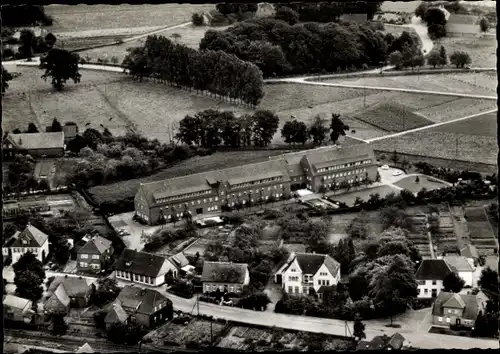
[443,255,475,287]
[415,259,453,298]
[113,249,177,286]
[2,224,49,264]
[274,252,341,295]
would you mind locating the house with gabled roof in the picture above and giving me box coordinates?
[77,235,113,274]
[168,252,191,277]
[103,285,173,329]
[356,333,406,350]
[443,255,475,287]
[432,291,485,328]
[415,259,453,298]
[3,294,35,323]
[47,276,95,308]
[460,244,479,261]
[201,261,250,294]
[2,224,49,264]
[43,282,71,315]
[3,132,64,159]
[75,343,94,353]
[113,249,177,286]
[274,252,341,295]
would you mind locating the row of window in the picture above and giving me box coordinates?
[287,286,313,294]
[80,254,100,260]
[12,247,39,254]
[116,271,155,285]
[418,288,437,295]
[323,177,365,188]
[156,189,211,204]
[319,272,328,276]
[323,169,367,180]
[79,262,100,269]
[231,176,283,189]
[162,197,220,210]
[318,279,330,286]
[288,276,299,282]
[153,301,167,313]
[316,159,372,173]
[205,284,242,292]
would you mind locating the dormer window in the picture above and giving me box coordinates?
[22,240,28,245]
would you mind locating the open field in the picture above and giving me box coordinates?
[394,176,449,193]
[380,1,421,13]
[45,4,214,35]
[446,72,497,93]
[371,112,498,165]
[88,150,289,204]
[434,36,496,68]
[416,98,497,123]
[80,25,227,63]
[465,206,498,255]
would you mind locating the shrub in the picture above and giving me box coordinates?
[192,13,204,26]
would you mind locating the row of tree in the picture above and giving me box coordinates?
[2,5,53,26]
[200,17,419,77]
[122,35,264,106]
[274,2,382,23]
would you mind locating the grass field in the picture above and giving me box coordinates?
[45,4,214,35]
[88,150,289,204]
[380,1,422,13]
[371,112,498,165]
[394,175,448,193]
[435,36,497,68]
[416,98,497,123]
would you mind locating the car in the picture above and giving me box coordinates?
[381,165,390,170]
[393,170,403,176]
[222,300,233,306]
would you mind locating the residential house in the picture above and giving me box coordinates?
[113,249,177,286]
[201,261,250,294]
[415,259,453,298]
[135,143,377,224]
[104,285,173,329]
[47,276,95,308]
[77,235,113,274]
[274,252,341,295]
[443,255,475,287]
[3,132,65,159]
[62,124,78,142]
[356,333,406,350]
[43,282,71,315]
[460,244,479,263]
[432,291,485,328]
[75,343,94,353]
[3,295,35,323]
[2,224,49,264]
[168,252,191,277]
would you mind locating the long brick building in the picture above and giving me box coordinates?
[135,143,377,225]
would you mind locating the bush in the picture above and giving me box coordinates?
[192,13,204,26]
[168,281,194,298]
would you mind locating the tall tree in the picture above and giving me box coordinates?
[176,114,204,146]
[51,118,63,132]
[13,252,45,280]
[27,123,39,133]
[281,119,308,145]
[478,267,499,299]
[329,113,349,144]
[438,46,447,66]
[44,33,57,48]
[2,66,14,95]
[92,278,120,306]
[14,270,43,302]
[308,115,328,145]
[19,29,35,60]
[252,110,279,147]
[275,6,300,25]
[479,17,490,33]
[40,48,82,90]
[334,237,356,274]
[443,271,465,293]
[450,51,471,68]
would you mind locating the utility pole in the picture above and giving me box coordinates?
[363,85,366,108]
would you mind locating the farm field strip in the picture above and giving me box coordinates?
[447,73,497,93]
[416,98,497,123]
[429,112,497,137]
[435,36,497,69]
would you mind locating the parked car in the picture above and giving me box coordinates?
[393,170,403,176]
[381,165,390,170]
[222,300,233,306]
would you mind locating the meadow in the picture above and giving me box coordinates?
[434,36,497,68]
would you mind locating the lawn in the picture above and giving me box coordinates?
[430,112,497,137]
[416,98,497,123]
[351,102,433,132]
[380,1,422,13]
[45,4,214,35]
[394,175,448,193]
[328,185,399,207]
[434,36,497,68]
[88,150,288,204]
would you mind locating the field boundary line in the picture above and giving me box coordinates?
[366,108,498,143]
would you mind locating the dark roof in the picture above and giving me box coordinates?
[201,262,248,284]
[432,291,480,321]
[116,285,170,315]
[415,259,452,280]
[317,285,337,294]
[169,252,190,268]
[44,284,70,312]
[104,303,128,324]
[9,225,48,248]
[48,276,91,298]
[78,236,112,255]
[287,253,340,276]
[356,333,405,350]
[113,249,168,277]
[6,132,64,150]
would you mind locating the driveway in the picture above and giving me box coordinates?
[378,166,406,186]
[409,15,434,55]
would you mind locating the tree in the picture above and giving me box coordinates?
[308,115,328,145]
[2,66,14,95]
[82,128,103,150]
[428,24,447,40]
[389,51,403,69]
[329,113,349,144]
[443,271,465,293]
[107,322,146,345]
[281,119,308,145]
[479,17,490,33]
[450,51,471,68]
[192,13,204,26]
[19,29,35,60]
[423,7,447,26]
[45,32,57,48]
[92,278,120,307]
[415,176,420,184]
[426,50,441,68]
[14,270,43,302]
[353,316,366,342]
[346,212,370,239]
[414,2,428,19]
[52,314,68,335]
[275,6,300,25]
[40,48,82,90]
[478,267,499,298]
[51,118,62,132]
[334,237,356,274]
[391,150,399,165]
[27,123,39,133]
[67,135,86,154]
[13,252,45,279]
[252,110,279,147]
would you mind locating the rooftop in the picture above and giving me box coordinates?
[113,249,168,278]
[8,224,49,248]
[432,291,481,320]
[443,256,474,272]
[201,261,248,284]
[116,285,170,315]
[6,132,64,150]
[78,235,112,255]
[415,259,452,280]
[3,294,32,310]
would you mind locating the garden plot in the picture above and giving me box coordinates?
[430,112,497,137]
[218,326,305,351]
[416,98,497,123]
[435,36,496,68]
[465,207,498,255]
[148,319,226,347]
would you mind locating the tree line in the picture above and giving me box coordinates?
[274,2,383,23]
[122,35,264,107]
[1,5,53,27]
[200,17,419,77]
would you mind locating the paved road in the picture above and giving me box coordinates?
[409,15,434,55]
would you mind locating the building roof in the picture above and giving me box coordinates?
[48,276,91,298]
[285,253,340,277]
[415,259,452,280]
[201,261,248,284]
[104,302,129,324]
[460,244,479,259]
[484,256,497,271]
[447,14,480,25]
[78,235,112,255]
[303,143,374,172]
[169,252,190,268]
[6,132,64,150]
[75,343,94,353]
[116,285,169,315]
[317,285,337,294]
[432,291,480,320]
[44,283,70,312]
[3,294,32,310]
[8,224,48,248]
[138,159,290,207]
[113,249,168,277]
[356,333,405,350]
[444,256,474,272]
